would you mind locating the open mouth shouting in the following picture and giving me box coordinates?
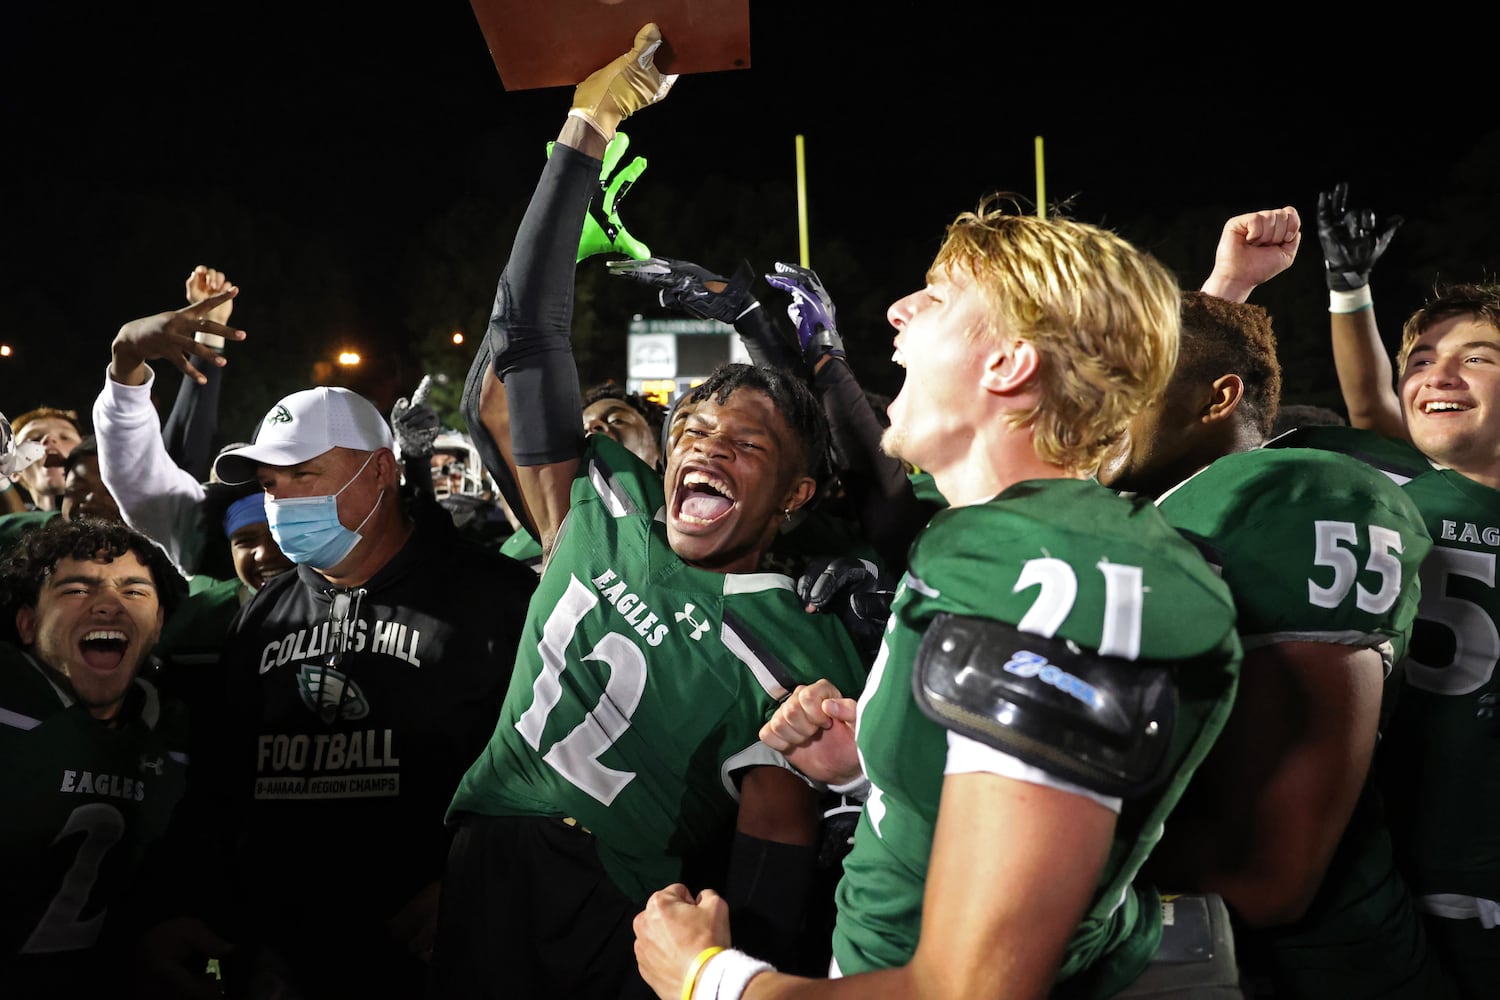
[79,628,130,675]
[672,468,737,529]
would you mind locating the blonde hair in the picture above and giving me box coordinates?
[933,196,1180,473]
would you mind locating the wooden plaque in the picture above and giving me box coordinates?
[468,0,751,92]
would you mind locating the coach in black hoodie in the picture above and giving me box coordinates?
[137,386,537,1000]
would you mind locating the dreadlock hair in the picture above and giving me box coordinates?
[683,363,831,481]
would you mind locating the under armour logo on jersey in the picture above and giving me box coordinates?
[675,603,710,641]
[267,404,293,424]
[138,755,165,775]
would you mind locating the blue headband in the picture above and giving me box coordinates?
[223,492,268,536]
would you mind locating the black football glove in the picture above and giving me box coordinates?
[608,256,756,324]
[1317,181,1403,292]
[389,375,442,461]
[610,256,805,372]
[797,555,894,661]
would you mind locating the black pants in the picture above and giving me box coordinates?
[426,815,654,1000]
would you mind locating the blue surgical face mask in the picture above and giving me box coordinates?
[264,452,383,569]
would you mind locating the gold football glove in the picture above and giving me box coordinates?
[570,22,677,139]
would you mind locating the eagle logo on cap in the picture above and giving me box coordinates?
[267,404,293,425]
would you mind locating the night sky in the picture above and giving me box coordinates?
[5,2,1496,431]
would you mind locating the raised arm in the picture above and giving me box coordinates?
[469,24,674,558]
[161,265,234,480]
[1317,182,1408,439]
[1199,205,1301,303]
[94,287,244,575]
[766,263,937,572]
[390,374,442,497]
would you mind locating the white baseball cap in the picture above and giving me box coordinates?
[213,386,394,485]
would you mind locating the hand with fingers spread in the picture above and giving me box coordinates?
[1200,205,1302,303]
[1317,181,1402,293]
[764,262,845,369]
[758,679,863,788]
[608,255,805,371]
[551,132,652,262]
[608,256,756,324]
[108,287,244,387]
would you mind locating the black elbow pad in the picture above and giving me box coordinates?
[913,613,1176,798]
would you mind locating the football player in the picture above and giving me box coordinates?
[633,199,1243,997]
[432,24,868,999]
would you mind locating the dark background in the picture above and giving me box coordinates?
[5,1,1497,442]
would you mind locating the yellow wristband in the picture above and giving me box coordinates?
[682,945,726,1000]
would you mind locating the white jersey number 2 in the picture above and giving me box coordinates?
[514,574,647,805]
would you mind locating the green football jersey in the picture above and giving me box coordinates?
[498,525,543,571]
[1160,445,1438,997]
[831,478,1241,997]
[1268,424,1437,485]
[1161,446,1431,661]
[1268,428,1500,900]
[1379,464,1500,906]
[447,436,867,902]
[906,468,948,509]
[0,510,57,556]
[0,644,189,990]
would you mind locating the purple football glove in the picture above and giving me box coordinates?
[764,262,845,365]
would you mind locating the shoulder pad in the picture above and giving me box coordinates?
[913,613,1175,798]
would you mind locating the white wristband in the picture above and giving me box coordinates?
[1329,286,1373,313]
[194,330,226,352]
[692,949,773,1000]
[828,773,871,800]
[566,107,612,141]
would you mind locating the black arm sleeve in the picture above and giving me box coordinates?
[161,356,223,482]
[459,337,537,542]
[403,453,434,499]
[812,357,937,573]
[484,141,596,468]
[733,299,805,375]
[725,832,818,974]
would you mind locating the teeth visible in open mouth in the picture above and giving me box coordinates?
[683,470,734,500]
[82,629,126,643]
[892,348,906,368]
[1424,401,1467,413]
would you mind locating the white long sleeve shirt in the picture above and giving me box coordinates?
[92,366,207,578]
